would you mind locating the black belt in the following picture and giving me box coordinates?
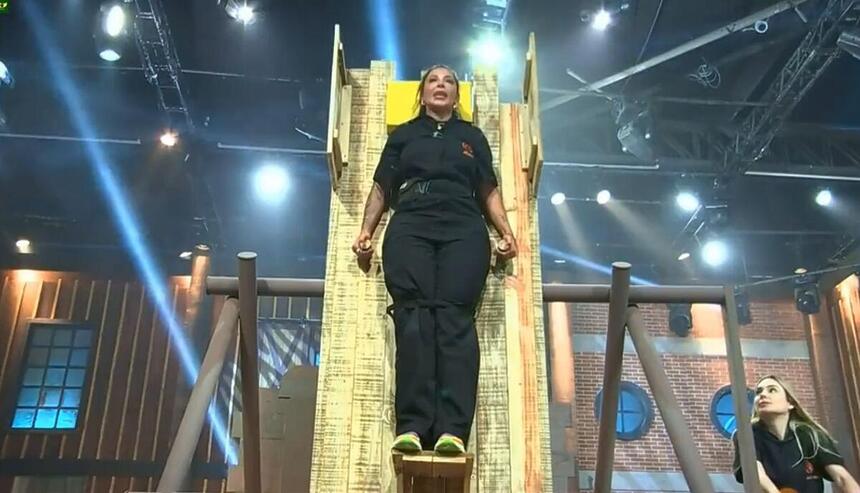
[397,179,474,201]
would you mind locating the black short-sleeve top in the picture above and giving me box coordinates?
[372,113,498,222]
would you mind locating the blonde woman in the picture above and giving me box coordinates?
[733,375,860,493]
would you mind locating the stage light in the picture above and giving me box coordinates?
[596,189,611,205]
[469,33,508,67]
[0,60,12,87]
[794,277,820,314]
[103,4,126,37]
[677,252,691,261]
[254,164,288,204]
[98,49,121,62]
[668,304,692,337]
[179,251,193,260]
[236,4,254,23]
[815,189,832,207]
[550,192,566,205]
[16,239,32,254]
[95,3,130,62]
[702,239,728,267]
[676,192,699,212]
[592,10,612,30]
[794,267,807,274]
[160,131,178,147]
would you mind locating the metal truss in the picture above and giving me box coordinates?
[730,0,859,172]
[548,120,860,174]
[132,0,193,129]
[131,0,223,246]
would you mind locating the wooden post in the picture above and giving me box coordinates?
[593,262,631,493]
[723,287,759,493]
[157,298,239,492]
[238,252,262,493]
[626,306,715,493]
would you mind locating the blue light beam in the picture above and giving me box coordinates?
[541,245,659,286]
[370,0,402,79]
[22,3,237,465]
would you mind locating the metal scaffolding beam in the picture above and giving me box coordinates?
[132,0,193,130]
[730,0,859,172]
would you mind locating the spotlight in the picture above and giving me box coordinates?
[675,192,700,212]
[160,131,178,147]
[99,49,122,62]
[677,252,691,261]
[734,287,752,325]
[794,267,808,274]
[254,164,288,205]
[103,4,127,37]
[236,5,255,23]
[596,189,611,205]
[95,3,131,62]
[223,1,256,24]
[16,239,32,254]
[468,33,508,67]
[668,304,692,337]
[0,60,13,87]
[592,10,612,31]
[550,192,566,205]
[702,239,728,267]
[754,20,769,34]
[815,189,833,207]
[179,251,193,260]
[794,277,820,314]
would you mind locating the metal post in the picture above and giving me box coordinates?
[626,306,715,493]
[238,252,262,493]
[593,262,631,493]
[157,297,240,492]
[723,287,759,493]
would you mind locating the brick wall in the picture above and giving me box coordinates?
[567,301,818,487]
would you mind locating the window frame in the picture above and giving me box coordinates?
[710,384,755,439]
[594,380,654,441]
[7,320,96,434]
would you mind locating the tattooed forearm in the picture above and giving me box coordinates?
[361,183,387,235]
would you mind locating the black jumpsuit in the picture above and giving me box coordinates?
[373,112,498,448]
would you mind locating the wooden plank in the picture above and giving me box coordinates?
[0,279,42,460]
[310,63,375,491]
[471,69,513,493]
[107,286,148,492]
[78,280,121,460]
[326,24,349,189]
[129,301,162,493]
[42,278,76,461]
[60,280,97,460]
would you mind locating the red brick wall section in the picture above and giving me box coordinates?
[570,301,817,477]
[569,301,805,340]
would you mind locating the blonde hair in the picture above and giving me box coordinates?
[415,64,461,112]
[752,375,837,466]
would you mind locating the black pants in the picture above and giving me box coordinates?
[382,217,490,448]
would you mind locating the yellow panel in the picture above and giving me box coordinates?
[385,81,473,132]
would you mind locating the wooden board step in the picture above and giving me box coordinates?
[392,451,474,493]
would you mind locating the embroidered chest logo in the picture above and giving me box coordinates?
[461,142,474,158]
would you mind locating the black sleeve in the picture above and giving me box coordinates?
[473,128,498,192]
[732,431,762,483]
[373,128,406,206]
[813,432,845,481]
